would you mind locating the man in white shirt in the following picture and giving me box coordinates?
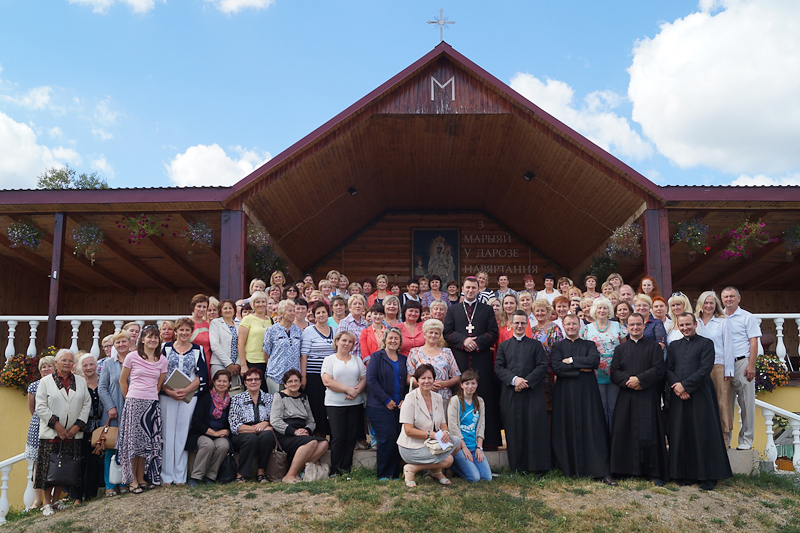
[618,285,635,304]
[720,286,761,450]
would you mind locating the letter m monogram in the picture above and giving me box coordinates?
[430,76,455,101]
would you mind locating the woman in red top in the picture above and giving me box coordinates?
[398,300,424,357]
[189,294,212,376]
[360,304,386,365]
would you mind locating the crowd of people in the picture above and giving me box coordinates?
[25,268,759,515]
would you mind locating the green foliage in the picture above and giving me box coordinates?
[36,165,109,190]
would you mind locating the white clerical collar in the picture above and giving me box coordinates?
[630,336,642,343]
[513,334,525,341]
[464,299,477,305]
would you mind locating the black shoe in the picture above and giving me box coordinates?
[699,480,716,491]
[204,477,215,485]
[187,478,200,488]
[601,476,618,487]
[651,478,665,487]
[677,479,693,486]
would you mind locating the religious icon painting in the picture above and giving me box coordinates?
[411,228,459,284]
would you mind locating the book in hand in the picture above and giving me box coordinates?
[164,370,196,404]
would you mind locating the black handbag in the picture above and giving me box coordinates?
[46,440,82,487]
[217,438,238,484]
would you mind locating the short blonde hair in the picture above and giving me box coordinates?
[589,297,615,320]
[429,300,448,312]
[249,278,266,293]
[632,294,653,308]
[112,331,131,343]
[250,291,268,305]
[347,294,366,310]
[532,298,552,313]
[55,349,74,362]
[422,319,444,334]
[277,299,295,316]
[38,356,56,372]
[333,329,356,345]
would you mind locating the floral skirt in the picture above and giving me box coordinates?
[117,398,163,486]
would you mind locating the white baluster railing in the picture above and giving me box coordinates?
[0,453,35,525]
[754,313,800,372]
[756,399,800,473]
[1,316,186,357]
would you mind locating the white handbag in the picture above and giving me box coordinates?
[109,453,123,485]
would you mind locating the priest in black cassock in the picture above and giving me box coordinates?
[494,310,550,473]
[666,313,733,490]
[609,312,669,485]
[551,314,616,485]
[444,276,501,447]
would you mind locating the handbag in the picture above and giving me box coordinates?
[46,440,82,487]
[425,437,453,455]
[266,438,289,481]
[303,460,330,482]
[91,422,118,454]
[216,438,238,484]
[109,453,123,485]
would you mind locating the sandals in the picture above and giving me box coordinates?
[42,505,54,517]
[105,489,117,498]
[129,484,144,494]
[51,500,66,512]
[403,465,417,488]
[431,472,451,485]
[235,476,246,483]
[257,474,268,483]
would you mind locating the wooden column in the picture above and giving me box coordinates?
[220,210,246,300]
[46,213,67,346]
[643,208,672,297]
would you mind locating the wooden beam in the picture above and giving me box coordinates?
[219,210,246,300]
[742,259,797,291]
[149,235,218,292]
[0,234,94,293]
[176,213,221,259]
[714,238,784,288]
[4,214,133,293]
[68,215,177,293]
[643,208,673,297]
[47,213,66,346]
[672,211,771,288]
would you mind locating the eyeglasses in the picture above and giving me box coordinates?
[103,345,113,350]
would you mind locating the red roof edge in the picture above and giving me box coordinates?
[227,41,665,204]
[660,185,800,203]
[0,187,233,207]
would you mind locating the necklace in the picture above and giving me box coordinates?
[595,320,610,333]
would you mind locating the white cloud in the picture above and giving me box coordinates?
[730,173,800,186]
[0,85,54,111]
[68,0,163,14]
[0,111,81,189]
[510,73,653,161]
[94,97,121,125]
[628,0,800,174]
[48,126,64,139]
[92,127,113,141]
[165,144,270,186]
[205,0,275,15]
[91,155,115,178]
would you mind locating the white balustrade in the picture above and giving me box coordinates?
[756,399,800,473]
[90,320,103,358]
[3,321,16,359]
[113,320,124,333]
[0,452,32,525]
[754,313,800,372]
[25,322,38,357]
[69,320,81,353]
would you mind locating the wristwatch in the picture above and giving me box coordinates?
[476,446,483,451]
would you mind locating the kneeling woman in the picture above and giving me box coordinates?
[186,369,232,486]
[397,364,461,487]
[228,367,275,482]
[270,369,329,483]
[447,370,491,482]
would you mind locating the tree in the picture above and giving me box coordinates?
[36,166,109,190]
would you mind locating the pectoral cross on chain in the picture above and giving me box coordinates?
[466,324,475,334]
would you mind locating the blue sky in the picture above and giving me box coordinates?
[1,0,798,189]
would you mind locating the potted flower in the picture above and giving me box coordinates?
[71,222,105,264]
[784,223,800,262]
[673,217,710,260]
[179,220,213,247]
[605,223,642,260]
[7,218,44,251]
[0,346,56,394]
[716,218,778,260]
[246,223,287,280]
[116,214,170,245]
[755,353,789,394]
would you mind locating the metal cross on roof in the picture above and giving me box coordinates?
[427,9,455,42]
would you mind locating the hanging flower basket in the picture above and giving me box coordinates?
[605,223,642,260]
[673,217,710,254]
[178,220,213,247]
[246,222,287,280]
[716,218,777,260]
[7,218,44,251]
[784,223,800,252]
[116,214,170,245]
[755,353,789,394]
[71,222,105,264]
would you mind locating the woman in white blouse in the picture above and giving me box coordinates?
[321,330,366,476]
[209,299,241,378]
[695,291,733,439]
